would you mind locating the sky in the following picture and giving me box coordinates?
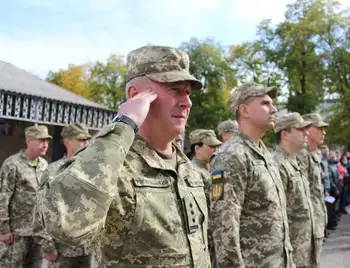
[1,0,349,78]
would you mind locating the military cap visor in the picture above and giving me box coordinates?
[310,121,329,128]
[61,123,92,140]
[189,130,222,147]
[25,125,52,140]
[302,113,329,128]
[202,136,222,147]
[145,71,202,90]
[274,120,312,133]
[26,133,52,140]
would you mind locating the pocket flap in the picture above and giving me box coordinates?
[132,177,170,188]
[252,160,265,166]
[186,179,204,187]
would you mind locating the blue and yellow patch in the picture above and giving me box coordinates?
[211,170,224,201]
[212,170,223,182]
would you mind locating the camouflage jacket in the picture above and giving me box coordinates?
[191,158,209,176]
[0,150,47,235]
[273,146,314,266]
[35,158,91,257]
[297,148,327,239]
[210,132,293,268]
[39,123,211,268]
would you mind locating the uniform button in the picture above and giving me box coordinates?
[189,203,193,208]
[192,218,196,223]
[191,210,195,215]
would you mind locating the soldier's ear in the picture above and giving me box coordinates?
[239,104,249,118]
[127,86,138,99]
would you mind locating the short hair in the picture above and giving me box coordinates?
[125,76,150,100]
[235,96,254,121]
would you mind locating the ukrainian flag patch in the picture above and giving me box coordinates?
[212,170,223,183]
[211,170,224,201]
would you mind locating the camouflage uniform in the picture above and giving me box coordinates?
[273,113,314,267]
[35,123,94,268]
[297,113,329,268]
[0,125,54,268]
[211,83,293,268]
[38,46,211,267]
[189,129,222,176]
[210,120,238,165]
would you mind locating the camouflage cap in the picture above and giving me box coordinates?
[217,120,238,136]
[126,45,202,90]
[189,129,222,147]
[61,123,91,140]
[25,125,52,140]
[274,112,312,133]
[228,82,277,114]
[302,113,329,128]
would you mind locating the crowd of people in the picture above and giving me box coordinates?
[0,44,348,268]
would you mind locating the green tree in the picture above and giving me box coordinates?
[46,64,90,98]
[229,41,285,91]
[87,54,127,110]
[257,0,328,114]
[179,38,237,136]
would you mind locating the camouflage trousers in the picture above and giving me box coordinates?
[50,255,91,268]
[1,235,42,268]
[309,237,324,268]
[0,242,12,267]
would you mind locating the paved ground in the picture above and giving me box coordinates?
[321,214,350,268]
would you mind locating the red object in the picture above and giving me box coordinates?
[338,163,346,184]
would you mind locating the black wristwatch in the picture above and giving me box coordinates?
[112,114,139,134]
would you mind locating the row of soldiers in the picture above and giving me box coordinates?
[0,44,334,268]
[188,109,329,267]
[0,123,99,267]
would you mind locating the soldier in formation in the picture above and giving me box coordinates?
[297,113,329,268]
[0,125,57,267]
[273,113,315,268]
[188,129,222,174]
[210,83,294,268]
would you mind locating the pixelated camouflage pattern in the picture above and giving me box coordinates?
[217,120,238,136]
[274,112,312,133]
[0,243,11,267]
[302,113,328,128]
[39,123,211,267]
[61,123,91,140]
[51,255,91,268]
[126,45,202,90]
[297,148,327,265]
[35,158,92,259]
[0,150,48,236]
[191,158,209,175]
[210,132,292,268]
[273,146,314,267]
[189,129,222,147]
[25,125,52,140]
[228,82,277,114]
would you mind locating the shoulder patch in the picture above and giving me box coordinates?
[212,170,224,201]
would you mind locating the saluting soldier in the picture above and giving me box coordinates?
[38,45,211,267]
